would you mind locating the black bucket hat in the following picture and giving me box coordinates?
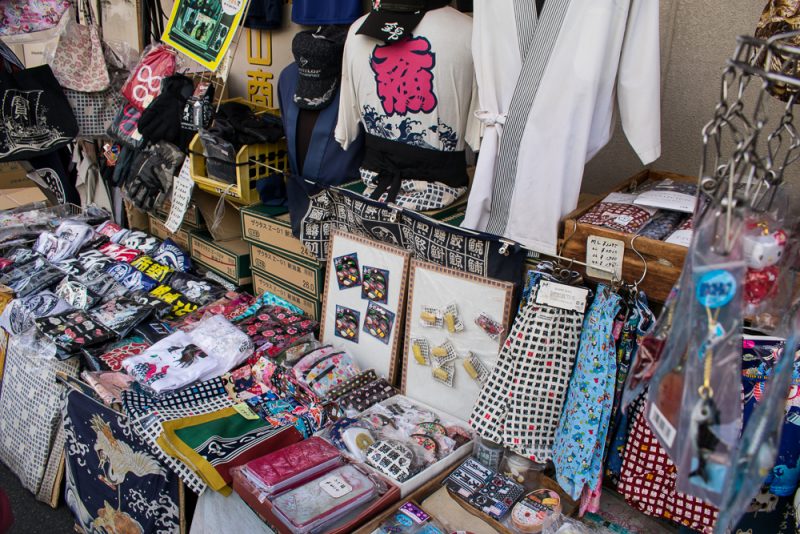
[356,0,450,42]
[292,26,347,111]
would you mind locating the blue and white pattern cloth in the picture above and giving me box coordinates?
[552,285,621,499]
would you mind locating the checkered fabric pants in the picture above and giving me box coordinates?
[469,293,583,463]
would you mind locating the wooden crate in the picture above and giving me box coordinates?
[559,169,696,302]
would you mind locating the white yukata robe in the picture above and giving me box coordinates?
[463,0,662,254]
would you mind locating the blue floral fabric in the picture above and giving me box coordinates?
[552,285,621,499]
[742,337,800,497]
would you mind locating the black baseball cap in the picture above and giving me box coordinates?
[292,26,347,110]
[356,0,450,42]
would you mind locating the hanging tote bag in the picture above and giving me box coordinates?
[64,43,130,139]
[0,0,71,37]
[0,65,78,162]
[50,0,110,92]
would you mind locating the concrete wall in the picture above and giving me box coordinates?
[584,0,798,201]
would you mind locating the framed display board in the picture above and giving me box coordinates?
[320,230,411,383]
[402,259,514,421]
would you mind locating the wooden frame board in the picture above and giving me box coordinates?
[320,229,411,384]
[402,259,514,422]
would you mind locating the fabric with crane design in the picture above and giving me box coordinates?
[63,387,180,534]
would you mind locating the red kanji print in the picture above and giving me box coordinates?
[370,36,437,116]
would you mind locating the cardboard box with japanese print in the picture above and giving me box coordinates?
[189,231,251,286]
[252,268,321,320]
[250,243,323,299]
[241,204,316,263]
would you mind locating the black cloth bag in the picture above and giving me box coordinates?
[0,65,77,162]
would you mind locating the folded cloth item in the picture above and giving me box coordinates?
[167,272,226,306]
[0,291,73,336]
[123,315,254,394]
[578,192,657,233]
[119,230,161,255]
[123,330,216,393]
[80,370,135,404]
[36,309,115,355]
[156,405,297,493]
[637,210,687,240]
[153,238,191,272]
[55,277,102,310]
[34,221,96,262]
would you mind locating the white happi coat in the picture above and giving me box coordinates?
[463,0,661,254]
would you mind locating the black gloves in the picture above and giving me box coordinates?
[124,141,185,211]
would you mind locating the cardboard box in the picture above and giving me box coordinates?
[0,162,32,189]
[249,244,323,298]
[156,199,204,229]
[124,200,150,232]
[240,204,316,263]
[0,186,48,210]
[252,269,321,320]
[193,189,243,241]
[149,214,191,251]
[189,232,252,286]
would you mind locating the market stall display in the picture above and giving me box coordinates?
[2,2,800,533]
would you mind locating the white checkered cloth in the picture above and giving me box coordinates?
[469,290,583,463]
[361,170,467,212]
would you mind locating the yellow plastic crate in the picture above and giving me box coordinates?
[189,98,288,205]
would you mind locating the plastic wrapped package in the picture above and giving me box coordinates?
[270,464,378,533]
[233,436,342,499]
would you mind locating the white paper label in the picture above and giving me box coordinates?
[535,280,588,313]
[586,235,624,281]
[648,402,677,448]
[613,214,633,226]
[165,160,194,234]
[319,475,352,498]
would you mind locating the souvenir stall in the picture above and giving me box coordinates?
[0,1,799,534]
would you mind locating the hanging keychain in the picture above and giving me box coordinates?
[673,200,747,507]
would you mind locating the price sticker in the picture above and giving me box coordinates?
[586,235,624,281]
[319,475,353,498]
[233,403,259,420]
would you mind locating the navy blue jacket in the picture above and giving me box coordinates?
[278,63,365,236]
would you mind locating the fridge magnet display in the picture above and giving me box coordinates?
[335,305,360,343]
[362,266,389,304]
[161,0,247,71]
[363,302,395,345]
[403,259,514,421]
[411,338,431,366]
[321,230,411,382]
[334,253,361,289]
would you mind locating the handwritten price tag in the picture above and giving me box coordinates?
[586,235,624,281]
[165,160,194,234]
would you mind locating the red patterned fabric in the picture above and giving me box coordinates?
[617,397,718,533]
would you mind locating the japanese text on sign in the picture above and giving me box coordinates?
[586,235,624,281]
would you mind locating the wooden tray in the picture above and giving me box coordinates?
[559,169,695,302]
